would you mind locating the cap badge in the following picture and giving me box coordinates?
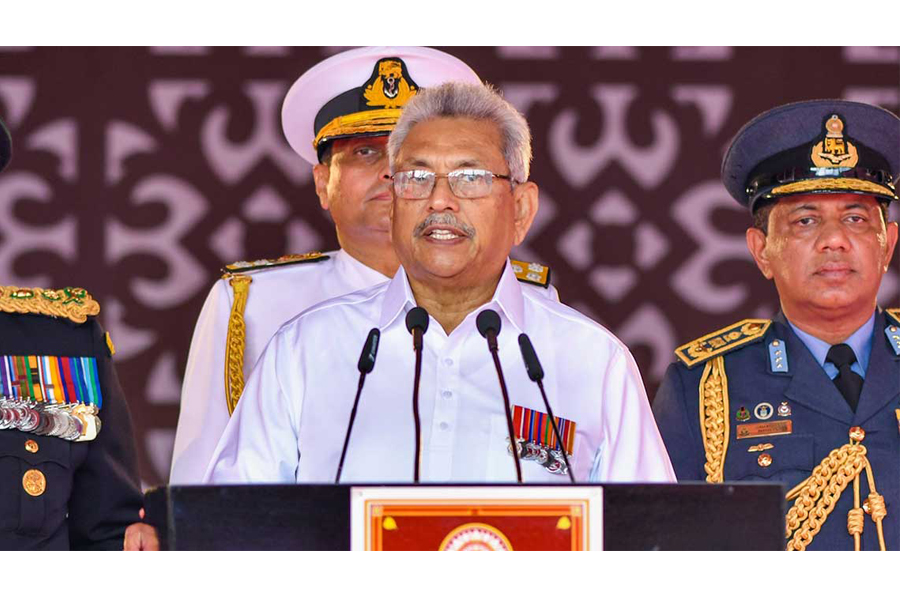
[363,58,418,109]
[811,114,858,170]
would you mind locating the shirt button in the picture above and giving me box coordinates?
[442,390,452,399]
[440,422,450,431]
[444,358,454,367]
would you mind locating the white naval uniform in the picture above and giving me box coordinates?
[171,251,561,483]
[205,261,674,484]
[170,249,388,484]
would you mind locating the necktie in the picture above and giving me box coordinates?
[825,344,863,413]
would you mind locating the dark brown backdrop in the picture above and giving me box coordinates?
[1,46,897,485]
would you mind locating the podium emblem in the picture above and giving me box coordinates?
[438,523,513,551]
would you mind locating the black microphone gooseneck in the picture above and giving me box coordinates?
[405,307,429,483]
[335,328,381,483]
[517,333,576,483]
[476,309,523,483]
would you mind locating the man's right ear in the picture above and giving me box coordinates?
[313,163,330,210]
[745,227,773,280]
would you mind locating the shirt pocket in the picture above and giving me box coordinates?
[726,434,815,482]
[0,432,72,536]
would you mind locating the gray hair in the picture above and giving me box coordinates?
[388,82,532,184]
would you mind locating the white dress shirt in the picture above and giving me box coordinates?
[206,261,674,484]
[170,249,388,484]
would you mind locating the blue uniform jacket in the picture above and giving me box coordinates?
[0,312,143,550]
[653,310,900,551]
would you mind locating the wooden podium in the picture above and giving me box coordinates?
[143,483,785,550]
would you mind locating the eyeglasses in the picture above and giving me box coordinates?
[392,169,514,199]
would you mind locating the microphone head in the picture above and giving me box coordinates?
[405,306,430,334]
[517,333,544,382]
[357,328,380,374]
[476,309,501,339]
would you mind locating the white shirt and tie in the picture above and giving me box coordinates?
[205,261,675,484]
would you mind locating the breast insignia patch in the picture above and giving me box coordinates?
[675,319,771,368]
[510,259,550,288]
[222,252,330,275]
[0,285,100,324]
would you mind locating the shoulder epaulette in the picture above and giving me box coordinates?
[511,259,550,288]
[0,285,100,324]
[675,318,770,368]
[222,252,330,275]
[885,308,900,326]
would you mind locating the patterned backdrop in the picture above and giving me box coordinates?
[0,46,898,486]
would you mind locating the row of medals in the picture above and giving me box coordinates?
[0,397,101,442]
[508,438,570,475]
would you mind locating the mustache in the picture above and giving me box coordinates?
[413,213,476,238]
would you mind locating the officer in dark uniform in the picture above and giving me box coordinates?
[0,118,143,550]
[653,100,900,551]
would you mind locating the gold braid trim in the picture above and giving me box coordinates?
[784,438,887,551]
[699,355,730,483]
[313,108,402,150]
[772,177,897,200]
[224,275,252,416]
[0,285,100,324]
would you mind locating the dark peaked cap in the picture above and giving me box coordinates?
[722,99,900,212]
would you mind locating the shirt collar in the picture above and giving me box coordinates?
[377,260,527,333]
[788,311,875,372]
[334,248,391,284]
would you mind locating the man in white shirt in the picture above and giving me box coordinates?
[169,47,486,483]
[206,82,674,484]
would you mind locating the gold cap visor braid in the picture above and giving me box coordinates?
[312,108,402,152]
[771,177,898,200]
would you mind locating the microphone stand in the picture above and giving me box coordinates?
[335,328,380,483]
[406,307,430,483]
[518,333,575,483]
[411,328,423,483]
[477,309,522,483]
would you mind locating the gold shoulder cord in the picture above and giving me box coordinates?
[224,275,252,416]
[784,430,887,551]
[699,355,730,483]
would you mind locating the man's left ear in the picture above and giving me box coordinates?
[512,181,539,246]
[884,220,899,271]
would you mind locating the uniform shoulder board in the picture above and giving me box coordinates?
[885,308,900,326]
[0,285,100,324]
[222,251,330,275]
[674,318,771,368]
[884,309,900,356]
[510,259,550,288]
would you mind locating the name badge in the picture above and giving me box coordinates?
[736,419,792,440]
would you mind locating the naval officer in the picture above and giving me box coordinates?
[653,100,900,551]
[205,82,674,484]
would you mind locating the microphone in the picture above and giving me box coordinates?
[518,333,575,483]
[405,307,429,483]
[335,328,380,483]
[476,309,522,483]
